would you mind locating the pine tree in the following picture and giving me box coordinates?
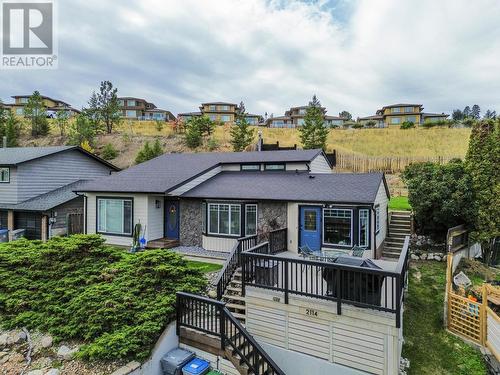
[339,110,352,121]
[452,109,464,121]
[471,104,481,119]
[97,81,120,134]
[135,139,164,164]
[463,106,471,119]
[4,112,20,147]
[464,119,500,264]
[68,114,96,146]
[299,95,328,150]
[484,109,497,119]
[184,118,203,149]
[55,109,70,136]
[25,91,49,137]
[230,101,255,152]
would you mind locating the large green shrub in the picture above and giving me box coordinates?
[402,159,474,240]
[0,235,206,360]
[400,121,415,129]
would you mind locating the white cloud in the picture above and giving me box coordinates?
[1,0,500,117]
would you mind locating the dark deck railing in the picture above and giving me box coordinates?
[241,236,410,328]
[176,292,285,375]
[214,234,257,299]
[269,228,287,254]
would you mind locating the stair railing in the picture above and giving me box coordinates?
[214,234,257,300]
[176,292,285,375]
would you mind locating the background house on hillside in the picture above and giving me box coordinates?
[0,146,118,241]
[265,105,347,128]
[3,95,80,118]
[359,103,448,127]
[117,97,175,121]
[178,102,263,125]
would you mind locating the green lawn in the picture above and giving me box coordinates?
[186,260,223,273]
[389,196,411,211]
[402,262,486,374]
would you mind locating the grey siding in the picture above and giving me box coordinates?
[0,166,18,203]
[49,196,84,237]
[16,150,113,203]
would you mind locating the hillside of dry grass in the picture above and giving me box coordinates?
[17,120,471,169]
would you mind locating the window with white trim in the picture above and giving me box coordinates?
[359,209,369,247]
[375,206,380,234]
[0,168,10,183]
[127,100,136,106]
[323,209,352,246]
[390,117,401,124]
[202,202,207,232]
[208,203,241,236]
[97,198,133,235]
[245,204,257,236]
[264,163,285,171]
[241,164,260,171]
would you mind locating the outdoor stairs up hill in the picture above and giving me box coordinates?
[383,211,412,259]
[222,268,247,324]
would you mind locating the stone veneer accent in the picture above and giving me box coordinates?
[256,201,287,242]
[179,199,203,246]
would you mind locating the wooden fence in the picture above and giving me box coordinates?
[445,253,500,359]
[335,152,462,173]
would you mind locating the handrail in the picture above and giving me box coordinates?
[213,234,257,300]
[176,292,285,375]
[241,237,411,328]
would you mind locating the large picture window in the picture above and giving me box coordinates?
[208,203,241,236]
[245,204,257,236]
[97,198,133,235]
[0,168,10,183]
[359,209,369,247]
[323,208,352,246]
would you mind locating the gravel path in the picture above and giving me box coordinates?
[170,246,229,260]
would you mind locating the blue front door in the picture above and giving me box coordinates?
[165,200,180,239]
[299,206,321,251]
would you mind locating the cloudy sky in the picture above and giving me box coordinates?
[1,0,500,117]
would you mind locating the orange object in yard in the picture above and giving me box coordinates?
[468,295,478,302]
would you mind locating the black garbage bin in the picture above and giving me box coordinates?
[255,259,279,287]
[322,256,385,306]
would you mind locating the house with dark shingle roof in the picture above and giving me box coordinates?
[0,146,118,240]
[77,149,390,258]
[359,103,448,127]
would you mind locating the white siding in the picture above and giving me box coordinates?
[147,196,164,241]
[245,288,401,375]
[86,192,150,247]
[374,182,389,250]
[168,166,221,196]
[309,154,332,173]
[487,310,500,360]
[202,235,237,252]
[0,166,17,204]
[285,162,309,171]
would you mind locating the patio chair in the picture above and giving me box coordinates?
[351,246,367,257]
[299,244,315,258]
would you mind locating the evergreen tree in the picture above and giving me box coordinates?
[4,112,20,147]
[184,118,203,149]
[55,109,70,136]
[68,114,96,147]
[463,106,471,119]
[230,101,255,152]
[338,110,352,121]
[484,109,497,119]
[25,91,49,137]
[96,81,120,134]
[452,109,464,121]
[471,104,481,119]
[299,95,328,150]
[101,143,119,160]
[135,139,163,164]
[464,119,500,264]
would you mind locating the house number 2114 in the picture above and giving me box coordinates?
[305,308,318,317]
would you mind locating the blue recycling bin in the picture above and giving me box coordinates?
[0,229,9,243]
[182,358,210,375]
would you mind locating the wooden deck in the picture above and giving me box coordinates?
[146,238,179,249]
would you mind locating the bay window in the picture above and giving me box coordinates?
[245,204,257,236]
[208,203,241,236]
[97,198,133,235]
[359,209,369,247]
[323,208,352,246]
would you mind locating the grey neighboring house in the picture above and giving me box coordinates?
[0,146,119,240]
[77,149,390,259]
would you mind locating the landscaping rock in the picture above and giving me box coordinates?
[57,345,78,360]
[14,330,27,343]
[110,361,141,375]
[40,335,53,348]
[45,369,61,375]
[27,370,44,375]
[0,333,9,347]
[410,254,419,261]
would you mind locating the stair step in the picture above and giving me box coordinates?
[226,303,246,311]
[223,294,246,302]
[231,280,242,286]
[227,286,242,293]
[382,251,401,258]
[232,312,246,320]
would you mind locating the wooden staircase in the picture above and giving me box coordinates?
[146,238,179,249]
[383,211,412,259]
[222,268,246,324]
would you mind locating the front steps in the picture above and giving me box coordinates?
[222,268,246,324]
[146,238,180,249]
[383,211,411,259]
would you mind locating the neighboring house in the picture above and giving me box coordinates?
[4,95,80,118]
[265,106,347,128]
[359,103,449,127]
[78,149,389,259]
[178,102,263,125]
[117,97,175,121]
[0,146,118,241]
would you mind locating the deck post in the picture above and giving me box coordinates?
[176,294,181,336]
[396,274,401,328]
[219,305,225,350]
[241,254,246,297]
[284,259,289,304]
[336,269,342,316]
